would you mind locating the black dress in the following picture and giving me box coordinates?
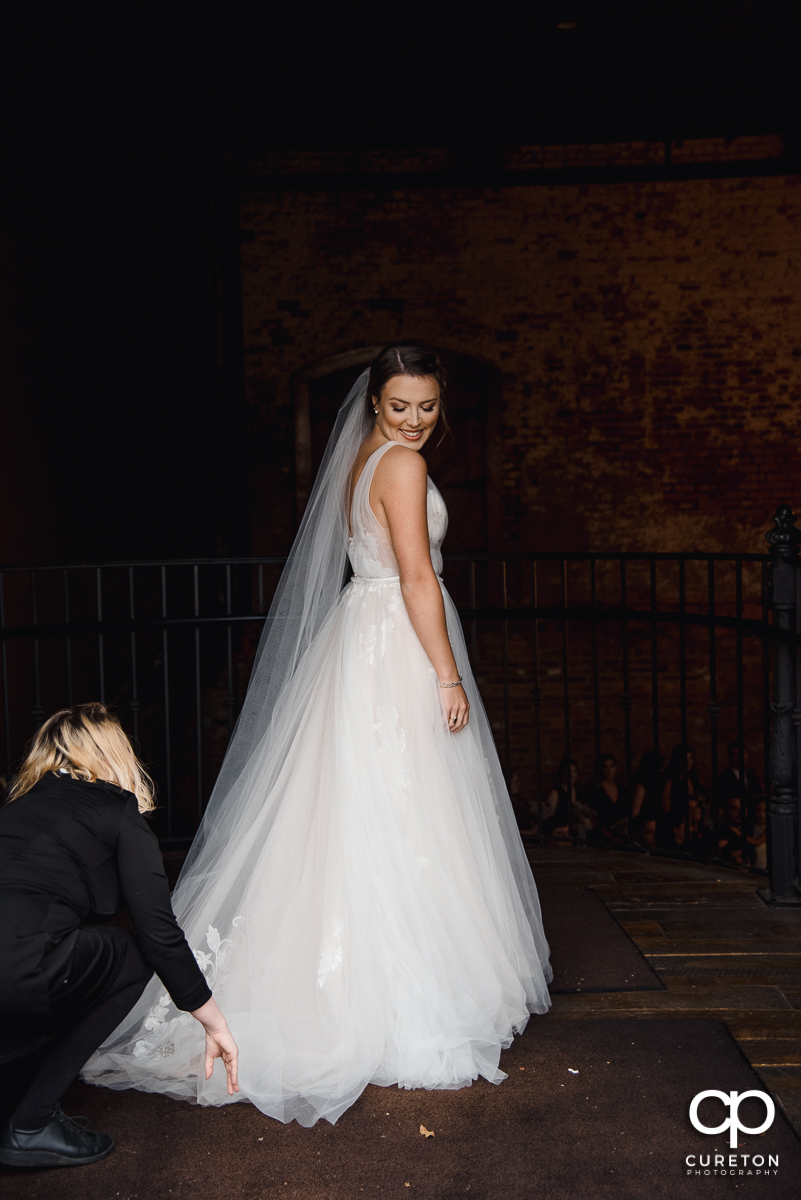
[541,786,571,837]
[715,767,761,820]
[590,782,629,842]
[0,772,210,1064]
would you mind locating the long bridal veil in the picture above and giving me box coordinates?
[172,372,373,922]
[83,367,551,1119]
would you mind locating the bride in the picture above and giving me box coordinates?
[83,342,552,1126]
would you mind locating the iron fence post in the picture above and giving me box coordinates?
[760,504,801,905]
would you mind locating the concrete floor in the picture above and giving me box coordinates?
[526,844,801,1135]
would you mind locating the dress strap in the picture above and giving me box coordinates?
[351,442,408,535]
[354,441,401,498]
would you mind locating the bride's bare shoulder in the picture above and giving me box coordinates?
[374,444,428,487]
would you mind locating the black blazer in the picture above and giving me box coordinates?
[0,772,211,1043]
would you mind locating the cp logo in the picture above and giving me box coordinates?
[690,1090,775,1148]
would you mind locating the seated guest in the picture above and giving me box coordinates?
[687,798,711,857]
[673,797,710,857]
[660,744,704,850]
[747,797,767,870]
[715,741,760,825]
[639,818,657,850]
[588,753,628,846]
[631,750,663,848]
[541,756,577,843]
[718,797,745,866]
[0,703,238,1169]
[508,772,532,831]
[571,793,597,845]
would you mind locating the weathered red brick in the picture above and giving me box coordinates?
[239,171,801,559]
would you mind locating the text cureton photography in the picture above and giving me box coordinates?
[686,1154,779,1178]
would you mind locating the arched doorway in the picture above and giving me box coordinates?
[292,347,501,553]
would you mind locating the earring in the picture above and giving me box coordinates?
[373,409,378,415]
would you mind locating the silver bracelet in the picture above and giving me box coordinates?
[438,676,463,688]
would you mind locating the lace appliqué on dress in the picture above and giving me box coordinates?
[317,923,344,988]
[132,917,244,1059]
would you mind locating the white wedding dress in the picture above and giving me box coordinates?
[83,437,552,1126]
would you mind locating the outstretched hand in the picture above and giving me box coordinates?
[191,996,240,1095]
[204,1024,240,1095]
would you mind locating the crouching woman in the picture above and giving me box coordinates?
[0,703,238,1169]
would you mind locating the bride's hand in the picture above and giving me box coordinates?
[441,683,469,732]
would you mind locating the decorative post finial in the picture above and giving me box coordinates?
[766,504,801,561]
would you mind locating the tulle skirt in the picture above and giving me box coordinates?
[82,576,552,1126]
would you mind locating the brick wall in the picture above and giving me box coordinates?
[238,167,801,559]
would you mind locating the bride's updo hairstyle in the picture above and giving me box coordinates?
[366,341,451,444]
[6,702,156,814]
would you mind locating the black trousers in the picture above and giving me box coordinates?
[0,929,152,1130]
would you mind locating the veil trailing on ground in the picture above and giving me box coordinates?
[175,370,372,918]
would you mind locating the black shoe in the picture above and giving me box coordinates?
[0,1105,114,1168]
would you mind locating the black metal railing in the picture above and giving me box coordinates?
[1,506,800,902]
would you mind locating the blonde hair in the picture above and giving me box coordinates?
[6,703,156,814]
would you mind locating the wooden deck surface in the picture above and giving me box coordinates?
[527,845,801,1135]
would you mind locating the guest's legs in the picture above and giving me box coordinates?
[12,933,152,1130]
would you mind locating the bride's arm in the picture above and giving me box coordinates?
[375,447,469,731]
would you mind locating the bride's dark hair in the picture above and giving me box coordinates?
[366,341,450,443]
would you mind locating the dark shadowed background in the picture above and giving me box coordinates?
[1,2,798,565]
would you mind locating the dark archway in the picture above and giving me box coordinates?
[292,346,501,553]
